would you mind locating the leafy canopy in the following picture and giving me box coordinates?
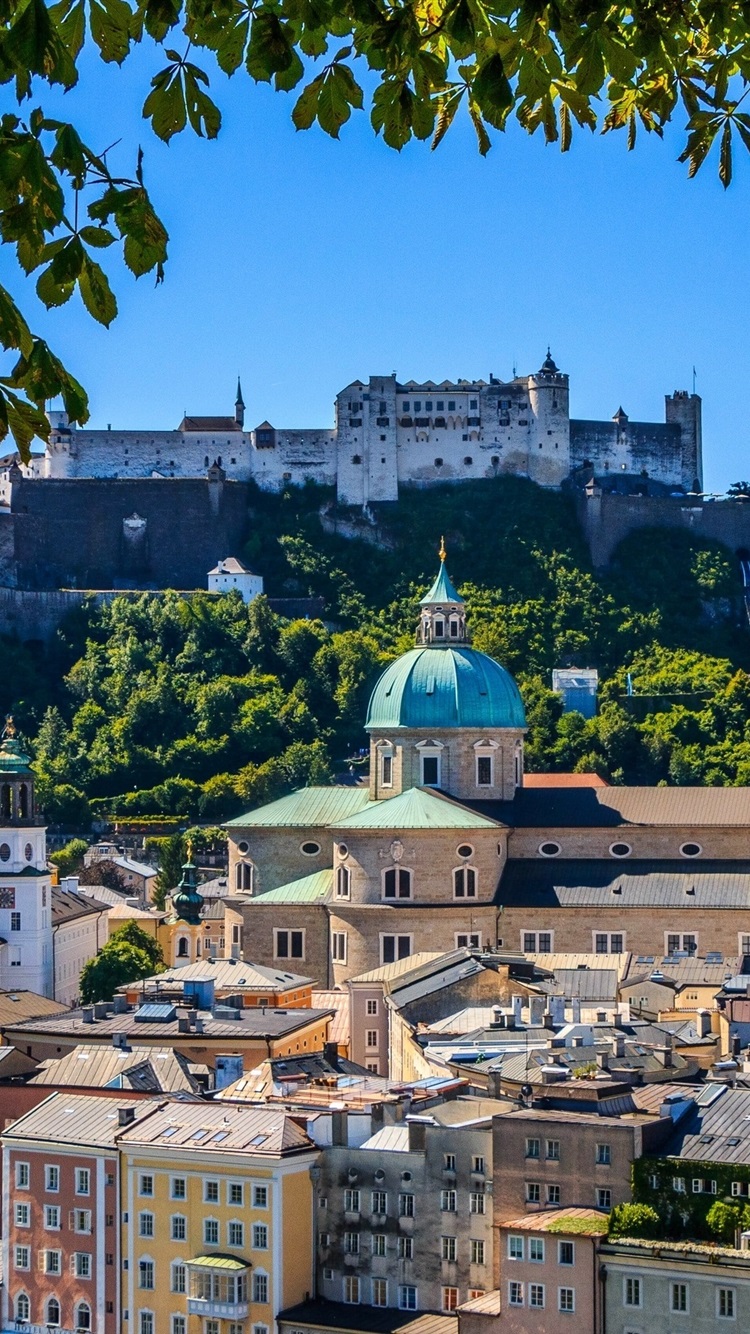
[0,0,748,456]
[79,919,163,1001]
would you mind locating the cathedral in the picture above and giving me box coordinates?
[229,550,750,996]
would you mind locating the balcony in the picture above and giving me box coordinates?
[186,1254,250,1320]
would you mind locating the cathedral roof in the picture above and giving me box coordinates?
[366,645,526,731]
[334,786,504,831]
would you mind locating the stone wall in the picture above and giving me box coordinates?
[577,489,750,567]
[2,474,251,590]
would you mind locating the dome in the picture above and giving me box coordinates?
[366,645,527,731]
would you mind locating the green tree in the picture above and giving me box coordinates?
[78,859,128,892]
[109,919,164,972]
[152,833,186,911]
[49,837,88,877]
[706,1200,743,1244]
[79,938,156,1002]
[608,1203,662,1240]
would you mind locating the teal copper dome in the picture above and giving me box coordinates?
[366,645,527,730]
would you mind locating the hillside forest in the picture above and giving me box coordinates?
[5,478,750,828]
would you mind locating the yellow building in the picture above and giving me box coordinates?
[118,1100,318,1334]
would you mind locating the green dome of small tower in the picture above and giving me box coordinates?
[169,843,204,926]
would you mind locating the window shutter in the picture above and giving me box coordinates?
[37,1250,46,1271]
[70,1253,77,1274]
[69,1210,76,1230]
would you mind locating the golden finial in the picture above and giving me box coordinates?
[3,716,16,739]
[439,536,447,563]
[186,837,194,863]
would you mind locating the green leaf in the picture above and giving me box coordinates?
[184,65,222,137]
[79,255,117,326]
[36,263,76,308]
[292,77,322,130]
[432,85,465,151]
[79,225,116,247]
[0,286,33,357]
[215,15,249,76]
[560,98,571,151]
[468,95,491,155]
[719,119,732,188]
[143,69,187,141]
[89,0,134,62]
[473,53,513,128]
[48,0,85,59]
[246,11,296,82]
[274,48,304,91]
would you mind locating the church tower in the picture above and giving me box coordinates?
[165,844,205,966]
[0,719,53,996]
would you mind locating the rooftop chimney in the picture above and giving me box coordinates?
[696,1009,711,1039]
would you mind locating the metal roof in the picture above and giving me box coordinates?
[420,561,464,606]
[365,645,527,731]
[359,1124,411,1153]
[529,952,631,980]
[0,990,68,1025]
[188,1253,250,1269]
[656,1085,750,1163]
[2,1092,157,1146]
[118,1099,314,1155]
[29,1043,199,1093]
[335,787,503,831]
[497,860,750,909]
[51,886,110,924]
[252,870,333,904]
[2,1005,333,1041]
[112,856,157,878]
[350,953,444,985]
[279,1299,458,1334]
[490,785,750,828]
[225,786,370,828]
[538,969,619,1002]
[132,959,312,990]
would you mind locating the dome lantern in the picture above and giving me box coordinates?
[418,538,468,645]
[169,841,204,925]
[0,716,37,825]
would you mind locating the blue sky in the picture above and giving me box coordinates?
[4,43,750,490]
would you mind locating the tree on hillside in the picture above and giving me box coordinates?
[2,0,749,457]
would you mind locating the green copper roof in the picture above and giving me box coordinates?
[334,787,503,831]
[225,786,370,829]
[366,646,526,731]
[420,562,463,606]
[187,1255,249,1270]
[253,870,333,903]
[0,720,33,776]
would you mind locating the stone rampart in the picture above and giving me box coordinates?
[577,490,750,566]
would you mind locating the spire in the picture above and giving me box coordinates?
[539,347,559,374]
[417,545,468,644]
[170,841,204,925]
[235,377,245,428]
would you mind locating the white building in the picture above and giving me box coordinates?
[0,721,53,997]
[208,556,264,604]
[51,881,110,1006]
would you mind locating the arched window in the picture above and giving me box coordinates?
[453,867,477,899]
[18,784,28,818]
[336,866,351,899]
[236,862,253,892]
[383,868,412,900]
[514,743,523,787]
[1,784,10,820]
[47,1297,61,1326]
[379,745,393,788]
[15,1293,30,1323]
[433,618,445,638]
[449,618,460,638]
[176,937,189,958]
[204,455,209,468]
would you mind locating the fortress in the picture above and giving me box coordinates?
[7,352,703,503]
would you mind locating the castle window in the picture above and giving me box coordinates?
[464,456,473,465]
[491,455,500,465]
[470,399,477,409]
[383,867,412,900]
[236,862,253,892]
[352,455,362,464]
[434,458,443,467]
[402,401,410,411]
[336,866,351,899]
[453,867,477,898]
[414,402,421,411]
[205,456,209,467]
[448,400,456,411]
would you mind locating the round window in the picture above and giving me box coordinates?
[24,842,33,861]
[338,844,349,859]
[539,842,561,857]
[301,841,321,856]
[401,1171,412,1182]
[0,843,10,862]
[237,840,249,854]
[680,842,702,858]
[610,842,632,858]
[457,844,473,859]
